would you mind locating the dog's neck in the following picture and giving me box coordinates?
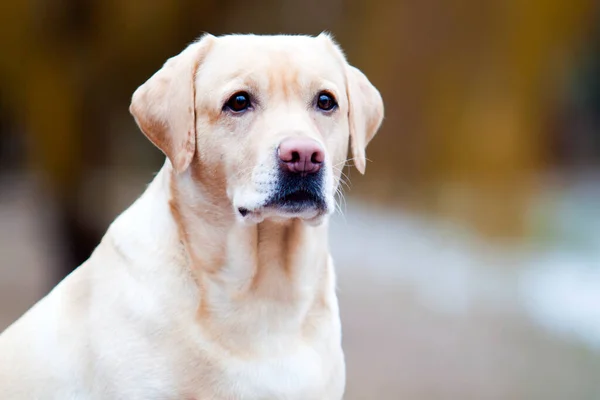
[168,164,331,287]
[109,165,334,351]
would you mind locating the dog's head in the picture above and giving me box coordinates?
[130,34,383,225]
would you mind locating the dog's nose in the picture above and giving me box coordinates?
[278,138,324,175]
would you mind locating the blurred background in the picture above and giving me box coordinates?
[1,0,600,398]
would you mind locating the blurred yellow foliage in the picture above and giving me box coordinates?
[0,0,595,238]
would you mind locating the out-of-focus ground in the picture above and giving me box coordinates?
[333,191,600,399]
[2,172,599,399]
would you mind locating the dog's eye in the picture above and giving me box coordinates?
[316,92,337,112]
[224,92,251,113]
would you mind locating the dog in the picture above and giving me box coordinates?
[0,33,383,399]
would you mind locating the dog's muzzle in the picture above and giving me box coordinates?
[237,137,329,220]
[263,137,327,213]
[263,167,326,213]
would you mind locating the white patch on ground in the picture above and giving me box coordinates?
[520,256,600,349]
[330,199,600,350]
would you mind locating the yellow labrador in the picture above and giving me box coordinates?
[0,33,383,399]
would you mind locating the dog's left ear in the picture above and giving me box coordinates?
[318,32,384,174]
[130,34,215,173]
[345,65,384,174]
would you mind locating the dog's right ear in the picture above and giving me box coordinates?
[130,34,215,174]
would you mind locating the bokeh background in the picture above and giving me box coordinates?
[2,1,600,398]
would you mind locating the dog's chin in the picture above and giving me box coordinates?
[236,192,330,226]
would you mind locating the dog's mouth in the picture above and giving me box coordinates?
[264,188,326,213]
[263,168,327,215]
[237,189,325,217]
[237,172,328,222]
[237,189,325,218]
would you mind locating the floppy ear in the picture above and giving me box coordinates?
[346,65,384,174]
[318,32,384,174]
[130,35,215,173]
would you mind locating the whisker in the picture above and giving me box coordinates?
[332,166,352,191]
[334,186,348,221]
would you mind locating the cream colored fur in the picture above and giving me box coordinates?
[0,33,383,399]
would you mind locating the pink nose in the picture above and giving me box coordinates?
[278,138,325,175]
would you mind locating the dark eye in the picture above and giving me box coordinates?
[316,92,337,111]
[224,92,251,113]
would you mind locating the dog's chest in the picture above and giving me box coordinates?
[185,341,342,400]
[226,347,325,398]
